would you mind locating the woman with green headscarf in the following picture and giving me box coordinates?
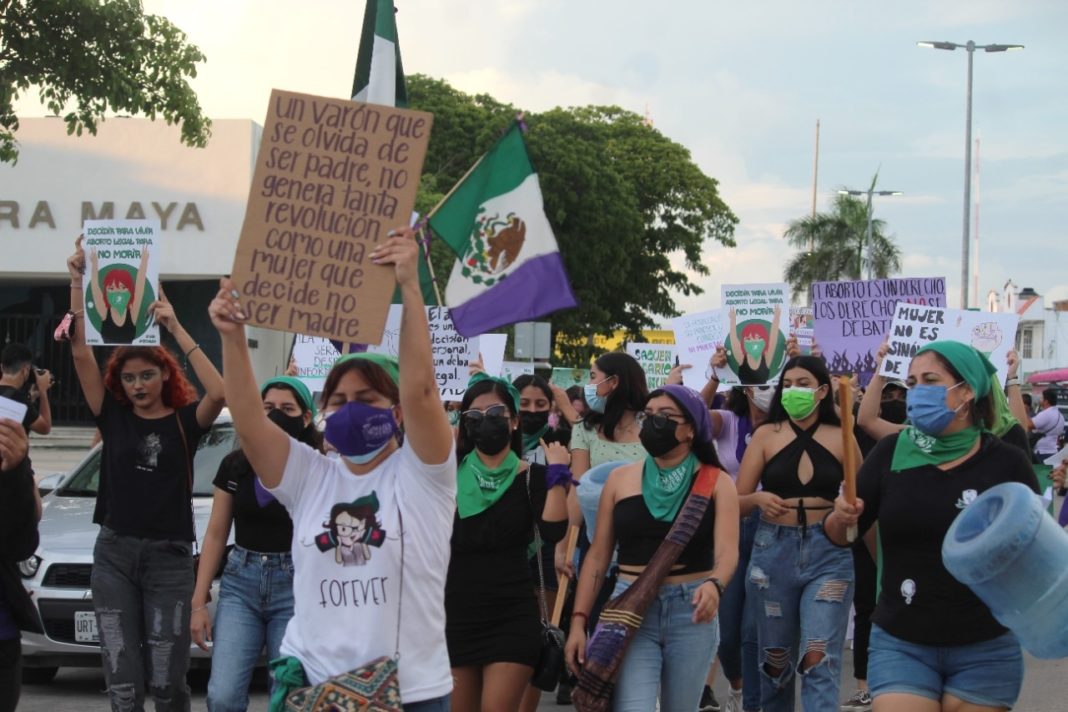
[447,372,571,712]
[191,376,322,710]
[827,340,1040,712]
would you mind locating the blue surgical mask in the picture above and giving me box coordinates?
[906,382,965,436]
[342,443,389,465]
[584,380,610,414]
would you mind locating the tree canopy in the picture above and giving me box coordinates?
[0,0,211,163]
[407,75,738,364]
[782,191,902,302]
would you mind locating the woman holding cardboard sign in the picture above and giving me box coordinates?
[826,342,1039,712]
[209,226,456,712]
[734,355,859,712]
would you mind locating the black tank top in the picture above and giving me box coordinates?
[101,312,137,344]
[760,420,843,500]
[737,353,770,385]
[613,490,715,575]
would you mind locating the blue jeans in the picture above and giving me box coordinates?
[717,510,760,710]
[610,579,720,712]
[404,693,451,711]
[746,520,854,712]
[207,546,295,712]
[868,625,1023,708]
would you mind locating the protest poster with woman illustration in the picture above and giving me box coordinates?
[722,283,790,386]
[82,220,161,346]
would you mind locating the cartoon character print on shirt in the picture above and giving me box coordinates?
[314,492,386,567]
[137,433,162,468]
[956,489,979,510]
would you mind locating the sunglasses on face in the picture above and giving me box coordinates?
[637,411,686,430]
[461,404,510,423]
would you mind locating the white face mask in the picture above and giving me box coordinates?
[750,386,774,413]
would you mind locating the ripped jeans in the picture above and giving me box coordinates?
[745,519,853,712]
[91,526,194,712]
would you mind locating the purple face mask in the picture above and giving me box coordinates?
[323,401,398,462]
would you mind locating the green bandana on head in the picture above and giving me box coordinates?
[891,425,981,471]
[334,352,400,386]
[456,450,522,518]
[917,342,996,400]
[467,372,520,413]
[641,452,699,521]
[261,376,317,417]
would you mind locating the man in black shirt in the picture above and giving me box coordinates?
[0,344,53,436]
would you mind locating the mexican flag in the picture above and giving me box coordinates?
[429,123,578,337]
[351,0,407,107]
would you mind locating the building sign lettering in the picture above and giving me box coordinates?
[0,200,204,231]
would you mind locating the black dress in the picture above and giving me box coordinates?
[445,462,566,668]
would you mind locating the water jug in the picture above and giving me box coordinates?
[942,481,1068,659]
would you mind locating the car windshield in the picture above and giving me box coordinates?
[56,424,237,498]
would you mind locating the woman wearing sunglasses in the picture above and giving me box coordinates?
[209,227,456,711]
[735,355,858,712]
[191,377,323,711]
[447,373,570,712]
[66,237,226,710]
[565,384,738,711]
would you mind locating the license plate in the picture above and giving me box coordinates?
[74,611,98,643]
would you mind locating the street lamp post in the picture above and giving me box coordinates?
[918,40,1023,308]
[839,187,903,279]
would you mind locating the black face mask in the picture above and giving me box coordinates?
[520,410,550,435]
[880,399,908,425]
[639,416,680,458]
[465,415,513,456]
[268,408,306,439]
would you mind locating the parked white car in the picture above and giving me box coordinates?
[18,413,237,683]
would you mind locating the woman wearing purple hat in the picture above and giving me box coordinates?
[565,384,739,711]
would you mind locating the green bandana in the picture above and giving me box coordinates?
[988,379,1018,438]
[891,425,981,471]
[467,372,520,412]
[107,290,131,314]
[744,339,766,360]
[334,352,400,386]
[456,450,522,519]
[261,376,317,417]
[917,342,996,400]
[641,452,698,522]
[522,425,551,455]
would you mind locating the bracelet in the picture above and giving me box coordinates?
[185,344,201,359]
[70,282,83,289]
[191,605,207,613]
[1005,377,1020,388]
[710,367,720,381]
[571,611,589,624]
[545,463,574,489]
[703,576,726,596]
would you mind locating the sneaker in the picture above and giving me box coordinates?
[724,686,743,712]
[840,689,872,711]
[555,680,572,705]
[698,685,721,712]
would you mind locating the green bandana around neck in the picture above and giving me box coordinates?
[641,452,699,522]
[456,450,522,518]
[107,290,131,314]
[522,424,551,456]
[891,425,981,471]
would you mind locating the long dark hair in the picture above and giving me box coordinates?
[727,387,749,417]
[512,374,552,409]
[651,388,723,468]
[583,352,649,441]
[455,378,524,461]
[926,351,996,429]
[261,383,323,451]
[766,355,841,427]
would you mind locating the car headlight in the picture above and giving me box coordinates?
[18,555,41,579]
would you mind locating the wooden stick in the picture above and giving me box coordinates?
[551,525,580,627]
[838,375,859,542]
[417,224,444,306]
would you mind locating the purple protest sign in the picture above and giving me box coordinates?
[812,277,946,382]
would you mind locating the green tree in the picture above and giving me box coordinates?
[782,190,902,301]
[0,0,211,163]
[407,76,738,364]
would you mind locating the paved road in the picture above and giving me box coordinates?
[17,653,1068,711]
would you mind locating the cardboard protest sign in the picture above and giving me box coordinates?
[82,219,161,346]
[231,89,433,343]
[670,309,730,391]
[626,343,678,390]
[365,305,502,400]
[880,305,1018,384]
[551,368,589,390]
[720,283,790,386]
[790,307,814,354]
[813,277,947,380]
[501,361,536,384]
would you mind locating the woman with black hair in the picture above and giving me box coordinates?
[192,377,323,711]
[513,373,572,465]
[447,373,571,712]
[735,355,859,712]
[564,385,739,711]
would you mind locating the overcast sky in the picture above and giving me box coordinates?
[19,0,1067,313]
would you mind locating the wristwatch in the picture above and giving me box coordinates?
[705,577,726,596]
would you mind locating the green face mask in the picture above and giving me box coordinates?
[107,290,131,314]
[781,386,818,420]
[744,339,766,360]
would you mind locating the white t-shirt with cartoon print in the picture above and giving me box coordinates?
[269,438,456,702]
